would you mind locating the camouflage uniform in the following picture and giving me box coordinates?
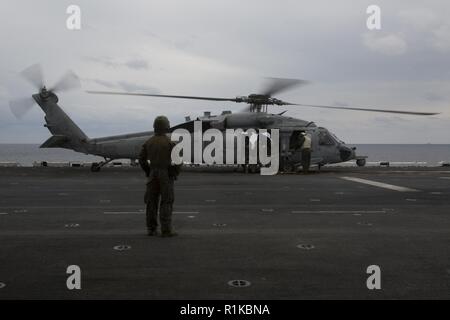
[139,116,177,237]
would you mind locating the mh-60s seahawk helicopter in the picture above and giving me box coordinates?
[10,64,439,172]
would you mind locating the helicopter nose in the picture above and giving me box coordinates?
[339,146,353,162]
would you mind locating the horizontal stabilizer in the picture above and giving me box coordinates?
[40,135,69,148]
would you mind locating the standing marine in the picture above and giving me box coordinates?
[299,131,312,174]
[139,116,180,237]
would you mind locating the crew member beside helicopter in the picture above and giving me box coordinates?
[300,131,312,174]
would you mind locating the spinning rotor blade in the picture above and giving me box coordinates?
[86,90,239,102]
[9,97,36,119]
[11,64,82,119]
[287,102,439,116]
[20,64,44,90]
[50,70,81,93]
[261,77,308,96]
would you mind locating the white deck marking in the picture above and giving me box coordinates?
[104,211,199,215]
[173,211,199,214]
[104,211,143,214]
[341,176,419,192]
[440,177,450,180]
[291,210,387,214]
[0,212,8,215]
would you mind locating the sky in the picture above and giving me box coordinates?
[0,0,449,144]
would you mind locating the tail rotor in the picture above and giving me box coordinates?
[9,64,81,119]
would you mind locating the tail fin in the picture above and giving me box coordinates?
[33,92,89,152]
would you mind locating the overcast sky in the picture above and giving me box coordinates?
[1,0,449,143]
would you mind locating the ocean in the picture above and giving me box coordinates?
[0,144,449,167]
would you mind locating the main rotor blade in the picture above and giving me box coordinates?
[20,64,44,90]
[9,97,36,119]
[261,77,308,97]
[50,70,81,93]
[287,102,439,116]
[86,90,239,102]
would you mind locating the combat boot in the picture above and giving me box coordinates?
[161,230,178,237]
[147,229,158,236]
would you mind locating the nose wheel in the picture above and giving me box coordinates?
[356,158,366,167]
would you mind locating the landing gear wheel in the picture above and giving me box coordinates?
[248,164,259,174]
[91,163,101,172]
[282,163,294,173]
[356,159,366,167]
[90,158,114,172]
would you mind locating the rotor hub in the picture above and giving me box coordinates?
[40,86,50,99]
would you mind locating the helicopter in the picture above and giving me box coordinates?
[9,64,439,172]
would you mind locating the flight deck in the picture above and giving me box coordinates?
[0,166,449,299]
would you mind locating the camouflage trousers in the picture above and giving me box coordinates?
[144,169,175,233]
[301,148,311,173]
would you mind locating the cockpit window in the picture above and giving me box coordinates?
[318,131,336,146]
[330,132,344,144]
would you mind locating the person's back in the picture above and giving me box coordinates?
[142,135,172,170]
[302,134,311,150]
[139,115,178,237]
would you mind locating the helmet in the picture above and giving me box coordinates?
[153,116,170,134]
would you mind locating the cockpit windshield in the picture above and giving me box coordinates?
[330,132,344,144]
[318,129,339,146]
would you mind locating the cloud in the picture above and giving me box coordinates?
[83,56,118,68]
[362,33,407,56]
[372,116,410,125]
[124,59,149,70]
[117,81,159,93]
[83,78,158,93]
[431,24,450,52]
[398,8,438,30]
[0,85,7,99]
[425,92,446,102]
[87,78,116,89]
[83,56,150,70]
[397,7,450,54]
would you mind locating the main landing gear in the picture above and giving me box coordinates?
[90,158,113,172]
